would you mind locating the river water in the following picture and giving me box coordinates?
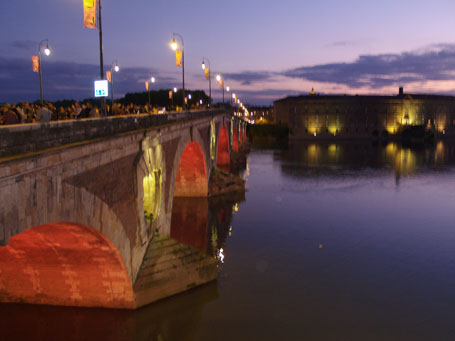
[2,141,455,340]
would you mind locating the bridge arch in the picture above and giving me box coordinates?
[170,128,210,200]
[174,142,208,197]
[0,222,135,308]
[216,124,230,171]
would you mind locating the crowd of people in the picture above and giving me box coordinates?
[0,101,151,125]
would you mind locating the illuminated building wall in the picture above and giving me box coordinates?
[274,89,455,138]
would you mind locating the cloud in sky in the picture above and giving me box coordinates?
[9,40,37,52]
[223,71,275,85]
[283,44,455,89]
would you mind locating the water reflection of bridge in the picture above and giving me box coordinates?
[0,192,244,340]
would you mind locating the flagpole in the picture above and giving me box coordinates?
[98,0,106,116]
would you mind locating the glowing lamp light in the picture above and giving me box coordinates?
[188,94,192,99]
[216,74,221,82]
[44,46,51,56]
[226,86,230,92]
[199,99,203,104]
[170,39,178,51]
[314,132,317,137]
[202,62,206,70]
[173,87,177,93]
[219,248,225,263]
[151,77,155,83]
[114,65,120,72]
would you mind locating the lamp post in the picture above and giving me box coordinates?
[170,33,185,110]
[201,58,211,105]
[38,39,51,106]
[216,74,224,104]
[226,86,231,105]
[110,60,120,114]
[172,87,177,109]
[148,76,155,112]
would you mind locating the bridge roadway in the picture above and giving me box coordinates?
[0,109,247,309]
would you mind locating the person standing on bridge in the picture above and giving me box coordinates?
[73,102,82,120]
[1,105,20,125]
[36,104,52,123]
[89,104,100,118]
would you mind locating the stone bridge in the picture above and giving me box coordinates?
[0,109,247,309]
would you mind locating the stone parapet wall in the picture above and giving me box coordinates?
[0,109,228,158]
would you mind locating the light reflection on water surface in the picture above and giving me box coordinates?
[2,141,455,340]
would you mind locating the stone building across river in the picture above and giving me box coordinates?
[274,87,455,139]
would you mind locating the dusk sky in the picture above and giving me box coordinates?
[2,0,455,104]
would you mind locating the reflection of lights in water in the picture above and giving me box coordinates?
[219,248,225,263]
[242,159,250,181]
[229,226,232,237]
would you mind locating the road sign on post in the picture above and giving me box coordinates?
[94,80,108,97]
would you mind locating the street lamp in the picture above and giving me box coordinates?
[226,86,231,105]
[110,60,120,114]
[171,87,178,108]
[170,33,185,110]
[38,39,51,105]
[201,58,211,104]
[216,74,225,104]
[147,76,156,112]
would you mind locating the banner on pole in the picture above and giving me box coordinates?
[32,56,39,73]
[145,81,149,91]
[204,68,209,80]
[169,90,173,99]
[219,79,223,89]
[83,0,97,29]
[175,50,182,67]
[106,71,112,83]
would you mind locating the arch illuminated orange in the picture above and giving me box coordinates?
[0,222,135,309]
[216,125,230,171]
[174,141,208,197]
